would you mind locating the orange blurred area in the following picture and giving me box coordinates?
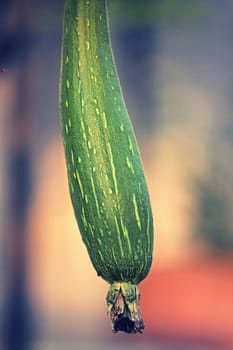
[141,257,233,347]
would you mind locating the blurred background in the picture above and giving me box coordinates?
[1,0,233,349]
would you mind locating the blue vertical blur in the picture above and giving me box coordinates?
[1,0,34,348]
[0,0,64,346]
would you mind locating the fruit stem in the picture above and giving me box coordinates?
[106,282,144,334]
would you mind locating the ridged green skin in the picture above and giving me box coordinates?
[60,0,153,285]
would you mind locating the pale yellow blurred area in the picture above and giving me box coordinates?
[27,138,108,336]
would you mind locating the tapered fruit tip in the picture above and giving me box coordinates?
[106,282,144,334]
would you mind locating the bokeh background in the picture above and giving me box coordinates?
[1,0,233,349]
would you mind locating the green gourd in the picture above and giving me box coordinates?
[60,0,154,333]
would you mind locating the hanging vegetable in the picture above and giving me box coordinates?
[60,0,154,333]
